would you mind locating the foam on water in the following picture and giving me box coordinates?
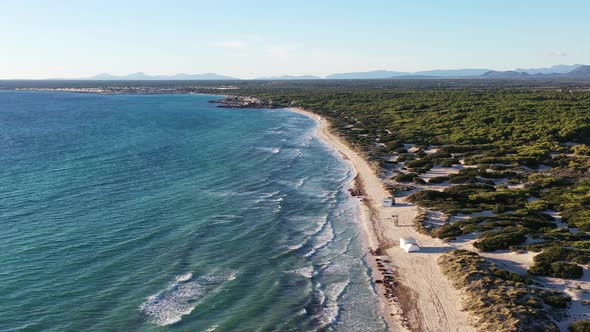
[287,266,315,279]
[286,243,304,251]
[175,273,193,282]
[206,324,219,331]
[305,221,335,258]
[140,271,236,326]
[295,176,309,188]
[323,255,355,275]
[317,280,350,327]
[256,147,281,154]
[301,215,329,237]
[301,132,314,147]
[253,191,282,204]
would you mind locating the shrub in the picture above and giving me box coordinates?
[562,209,590,231]
[436,223,463,239]
[572,144,590,156]
[569,319,590,332]
[413,177,427,185]
[492,204,506,214]
[529,246,587,279]
[394,172,418,182]
[440,159,454,167]
[449,175,475,184]
[533,246,573,265]
[445,184,496,199]
[413,209,433,236]
[540,293,571,308]
[525,199,548,212]
[474,232,527,252]
[384,140,403,150]
[428,176,449,184]
[549,262,584,279]
[406,159,431,168]
[408,189,446,201]
[397,153,415,162]
[406,159,434,173]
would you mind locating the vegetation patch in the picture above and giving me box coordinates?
[393,172,419,183]
[439,250,570,332]
[412,209,433,236]
[528,246,587,279]
[473,230,527,252]
[408,184,530,214]
[569,319,590,332]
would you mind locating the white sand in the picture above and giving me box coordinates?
[289,108,474,332]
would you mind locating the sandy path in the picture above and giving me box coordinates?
[289,108,474,332]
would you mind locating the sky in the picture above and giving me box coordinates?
[1,0,589,79]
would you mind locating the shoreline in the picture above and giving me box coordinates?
[287,107,474,332]
[287,107,403,330]
[287,107,402,330]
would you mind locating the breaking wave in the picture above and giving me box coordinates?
[287,266,315,279]
[315,280,350,327]
[256,147,281,154]
[140,271,236,326]
[305,222,334,258]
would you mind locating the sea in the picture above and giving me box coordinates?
[0,91,386,331]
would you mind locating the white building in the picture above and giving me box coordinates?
[400,237,420,253]
[382,197,395,207]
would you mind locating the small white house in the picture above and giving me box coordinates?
[400,237,420,253]
[382,197,395,207]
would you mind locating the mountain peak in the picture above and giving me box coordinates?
[568,65,590,76]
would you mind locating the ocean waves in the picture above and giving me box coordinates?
[140,270,236,326]
[0,94,384,331]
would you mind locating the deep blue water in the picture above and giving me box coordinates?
[0,91,386,331]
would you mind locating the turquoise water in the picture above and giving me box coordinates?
[0,91,386,331]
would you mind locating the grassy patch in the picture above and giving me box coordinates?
[569,319,590,332]
[439,250,570,332]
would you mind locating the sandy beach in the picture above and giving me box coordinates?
[289,107,474,332]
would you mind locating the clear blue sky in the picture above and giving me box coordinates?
[1,0,588,79]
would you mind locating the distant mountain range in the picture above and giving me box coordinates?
[255,75,322,80]
[326,65,585,79]
[325,68,491,79]
[513,64,583,75]
[76,65,588,80]
[86,72,238,80]
[482,65,590,78]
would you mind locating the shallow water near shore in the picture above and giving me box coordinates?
[0,91,386,331]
